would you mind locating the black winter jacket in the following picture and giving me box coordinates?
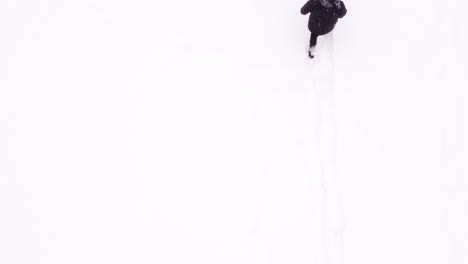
[301,0,347,35]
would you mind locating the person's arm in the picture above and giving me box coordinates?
[301,1,314,15]
[336,1,347,18]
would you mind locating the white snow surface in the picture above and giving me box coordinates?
[1,0,467,263]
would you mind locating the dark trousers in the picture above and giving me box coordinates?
[309,33,318,48]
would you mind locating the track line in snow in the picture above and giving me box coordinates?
[308,33,345,264]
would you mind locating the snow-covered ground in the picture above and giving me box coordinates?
[1,0,467,263]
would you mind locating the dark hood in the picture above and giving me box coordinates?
[319,0,340,8]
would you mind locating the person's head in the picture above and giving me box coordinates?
[319,0,340,8]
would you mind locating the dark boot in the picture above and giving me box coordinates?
[308,33,318,59]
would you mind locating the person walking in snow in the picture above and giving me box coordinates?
[301,0,347,58]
